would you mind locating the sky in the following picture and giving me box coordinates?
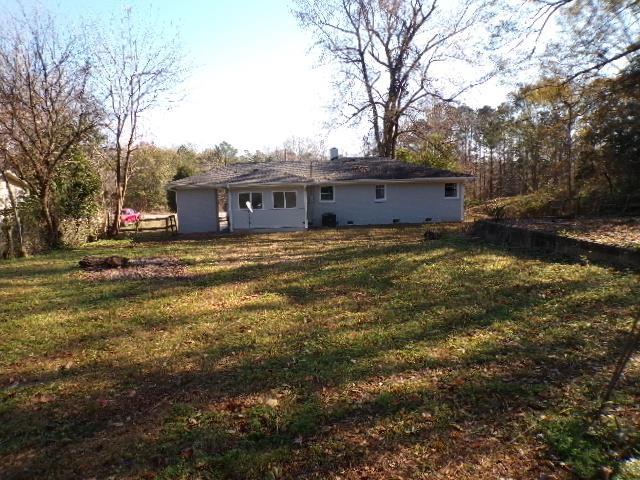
[10,0,512,156]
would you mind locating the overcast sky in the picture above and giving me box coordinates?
[11,0,514,156]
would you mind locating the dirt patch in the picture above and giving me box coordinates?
[505,217,640,250]
[79,256,188,281]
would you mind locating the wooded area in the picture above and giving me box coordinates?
[398,65,639,211]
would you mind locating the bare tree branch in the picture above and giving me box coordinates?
[295,0,498,157]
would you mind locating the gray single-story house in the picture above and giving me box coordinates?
[166,151,473,234]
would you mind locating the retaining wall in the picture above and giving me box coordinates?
[472,220,640,270]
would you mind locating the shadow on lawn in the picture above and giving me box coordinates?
[0,232,637,479]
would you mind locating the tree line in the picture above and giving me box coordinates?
[398,62,639,210]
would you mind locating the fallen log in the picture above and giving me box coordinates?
[423,229,442,241]
[79,255,130,270]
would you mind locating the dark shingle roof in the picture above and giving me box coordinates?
[168,157,472,190]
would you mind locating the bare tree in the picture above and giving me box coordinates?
[0,12,101,248]
[521,0,640,82]
[281,136,327,161]
[92,8,184,234]
[295,0,498,158]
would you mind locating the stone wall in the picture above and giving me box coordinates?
[472,220,640,270]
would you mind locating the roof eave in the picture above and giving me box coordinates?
[310,176,474,184]
[166,174,475,191]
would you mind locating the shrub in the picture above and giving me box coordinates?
[55,151,103,246]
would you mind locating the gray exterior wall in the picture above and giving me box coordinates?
[175,181,465,234]
[307,181,464,226]
[229,186,307,231]
[176,189,219,234]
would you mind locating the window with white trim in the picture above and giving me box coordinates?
[375,184,386,201]
[444,183,458,198]
[238,192,263,209]
[273,191,297,209]
[320,185,334,202]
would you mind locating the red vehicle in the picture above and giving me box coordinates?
[120,208,142,225]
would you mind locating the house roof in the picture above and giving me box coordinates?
[167,157,472,190]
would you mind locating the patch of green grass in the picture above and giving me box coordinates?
[542,416,610,478]
[541,410,640,479]
[0,226,638,479]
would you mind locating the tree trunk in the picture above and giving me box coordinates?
[488,147,494,198]
[1,222,14,259]
[110,150,131,235]
[40,187,61,248]
[110,142,123,235]
[565,104,575,201]
[111,187,124,235]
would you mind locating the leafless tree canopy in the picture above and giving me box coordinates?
[295,0,498,158]
[0,13,102,247]
[91,8,184,233]
[516,0,640,82]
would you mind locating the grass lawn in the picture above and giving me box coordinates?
[1,227,638,479]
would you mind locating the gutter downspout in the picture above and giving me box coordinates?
[303,184,308,229]
[460,183,465,221]
[227,184,234,233]
[215,189,220,232]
